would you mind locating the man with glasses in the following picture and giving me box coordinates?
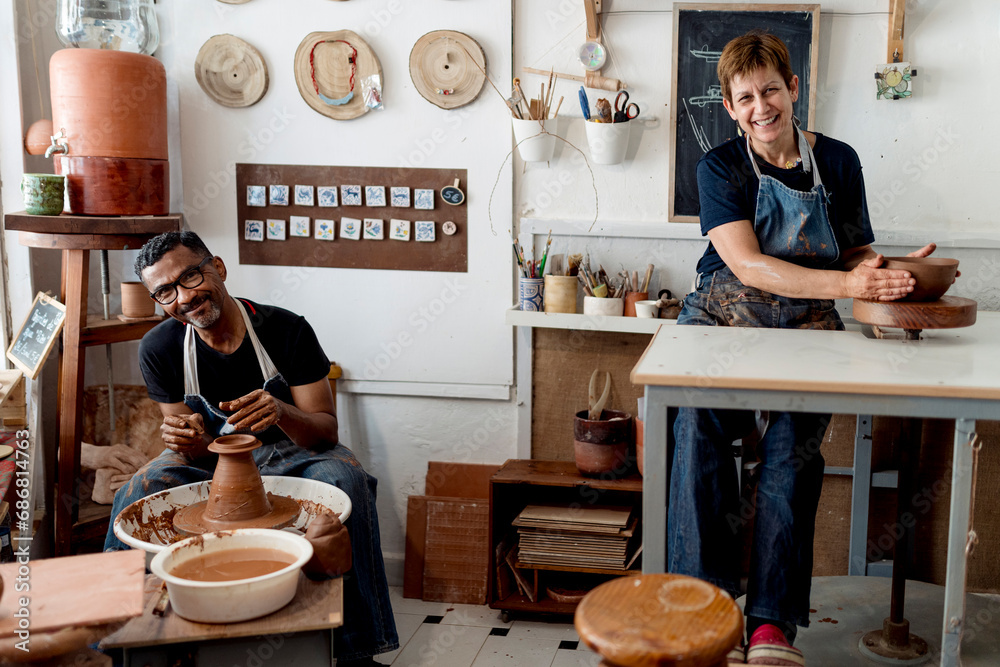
[103,231,398,666]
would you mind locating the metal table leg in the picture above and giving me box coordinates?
[940,418,977,667]
[642,387,668,574]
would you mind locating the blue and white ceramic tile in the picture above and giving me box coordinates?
[317,186,339,207]
[365,186,386,207]
[363,218,384,240]
[390,186,411,208]
[290,215,310,237]
[315,219,336,241]
[294,185,314,206]
[269,185,289,206]
[247,185,266,207]
[340,217,361,240]
[266,219,286,240]
[414,188,435,210]
[414,220,435,242]
[245,219,264,241]
[390,219,410,241]
[341,185,362,206]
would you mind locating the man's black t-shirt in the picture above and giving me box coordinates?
[139,298,330,409]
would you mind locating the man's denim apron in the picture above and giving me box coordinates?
[105,299,398,660]
[668,126,842,629]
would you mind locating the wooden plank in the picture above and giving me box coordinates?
[404,495,429,599]
[490,459,641,491]
[422,498,489,604]
[0,550,144,638]
[4,212,181,235]
[425,462,500,499]
[103,573,342,649]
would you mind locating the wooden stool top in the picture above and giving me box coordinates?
[574,574,742,667]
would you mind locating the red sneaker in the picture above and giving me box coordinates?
[745,624,805,666]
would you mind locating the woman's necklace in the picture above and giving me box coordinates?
[309,39,357,106]
[784,156,802,169]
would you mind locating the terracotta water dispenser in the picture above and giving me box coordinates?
[28,0,168,215]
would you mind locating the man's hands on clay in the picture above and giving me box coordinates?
[80,442,148,474]
[160,413,211,458]
[302,513,352,580]
[220,389,285,433]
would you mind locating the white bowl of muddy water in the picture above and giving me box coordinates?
[113,475,352,568]
[150,528,313,623]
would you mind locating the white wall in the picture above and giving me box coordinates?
[514,0,1000,311]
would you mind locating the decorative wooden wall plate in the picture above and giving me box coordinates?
[293,30,382,121]
[195,34,269,108]
[409,30,487,110]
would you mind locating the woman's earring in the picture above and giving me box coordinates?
[736,123,743,137]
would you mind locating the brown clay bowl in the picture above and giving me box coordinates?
[882,256,959,302]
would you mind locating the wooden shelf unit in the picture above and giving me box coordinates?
[488,459,642,619]
[5,212,182,555]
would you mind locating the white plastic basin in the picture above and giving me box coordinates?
[149,528,313,623]
[113,475,352,567]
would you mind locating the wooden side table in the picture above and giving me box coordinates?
[102,573,343,667]
[4,212,181,555]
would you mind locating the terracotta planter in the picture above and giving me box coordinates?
[574,409,632,477]
[121,282,155,318]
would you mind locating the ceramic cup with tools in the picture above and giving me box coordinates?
[512,118,556,162]
[585,120,630,165]
[519,277,544,311]
[623,291,649,317]
[544,275,578,313]
[20,173,65,215]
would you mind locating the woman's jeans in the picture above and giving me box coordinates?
[668,266,843,628]
[104,440,399,661]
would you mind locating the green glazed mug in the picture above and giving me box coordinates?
[21,173,65,216]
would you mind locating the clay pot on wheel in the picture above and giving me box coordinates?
[882,257,959,302]
[203,434,273,529]
[574,409,632,477]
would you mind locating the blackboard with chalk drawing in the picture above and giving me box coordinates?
[6,292,66,379]
[669,4,820,222]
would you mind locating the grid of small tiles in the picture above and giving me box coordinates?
[245,182,436,243]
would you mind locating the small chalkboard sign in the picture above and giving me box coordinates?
[6,292,66,380]
[669,3,819,222]
[440,179,465,206]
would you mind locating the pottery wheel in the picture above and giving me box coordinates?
[409,30,487,110]
[173,493,301,535]
[195,34,269,108]
[853,296,977,335]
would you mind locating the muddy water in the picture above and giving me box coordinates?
[169,547,297,582]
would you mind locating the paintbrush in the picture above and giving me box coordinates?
[640,264,654,292]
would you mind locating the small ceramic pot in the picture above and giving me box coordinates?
[634,300,659,319]
[121,282,156,318]
[574,409,633,477]
[583,296,623,317]
[20,173,64,215]
[544,275,578,314]
[623,291,649,317]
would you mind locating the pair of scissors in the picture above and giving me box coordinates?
[613,91,639,123]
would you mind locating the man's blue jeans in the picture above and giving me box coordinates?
[105,440,399,662]
[667,267,842,628]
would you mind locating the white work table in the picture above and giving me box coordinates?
[631,311,1000,667]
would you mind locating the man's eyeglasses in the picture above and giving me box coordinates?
[149,257,215,305]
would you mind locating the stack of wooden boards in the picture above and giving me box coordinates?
[514,504,640,571]
[404,462,500,604]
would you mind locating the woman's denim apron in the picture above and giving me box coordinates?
[105,299,398,660]
[668,127,842,629]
